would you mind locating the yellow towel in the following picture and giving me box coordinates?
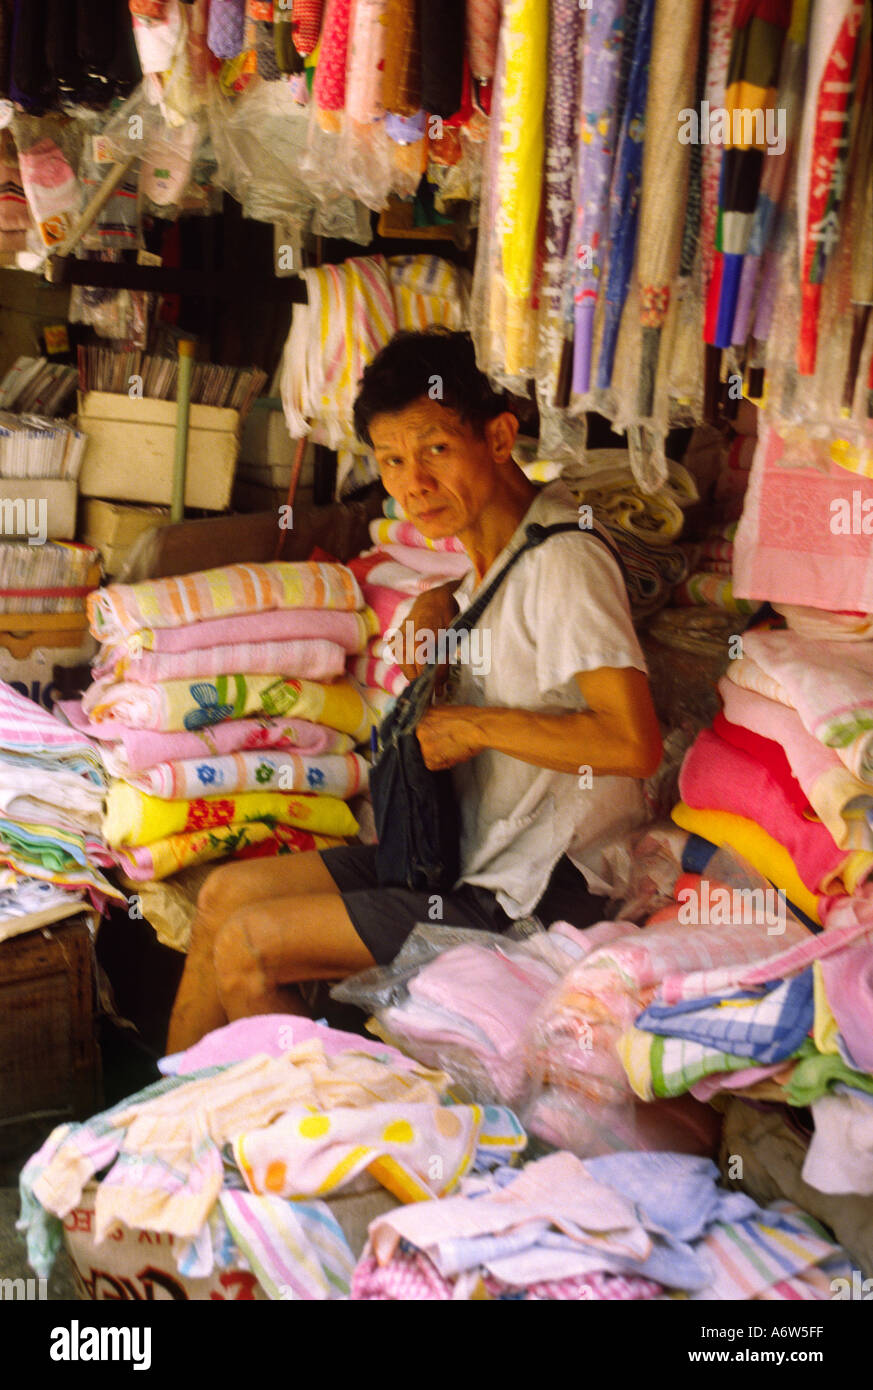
[104,781,359,848]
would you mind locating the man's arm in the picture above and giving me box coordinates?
[415,666,663,778]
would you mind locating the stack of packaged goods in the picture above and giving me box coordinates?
[62,561,380,882]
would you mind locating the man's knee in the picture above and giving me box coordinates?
[196,861,244,927]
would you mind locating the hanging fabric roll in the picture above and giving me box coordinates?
[207,0,247,59]
[497,0,548,378]
[842,11,872,411]
[596,0,654,392]
[420,0,465,119]
[466,0,499,83]
[291,0,324,55]
[274,3,305,70]
[795,0,866,375]
[570,0,626,396]
[636,0,704,417]
[703,0,792,354]
[382,0,421,117]
[313,0,353,113]
[345,0,387,124]
[730,0,810,351]
[538,0,583,405]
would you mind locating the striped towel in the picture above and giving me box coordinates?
[635,971,815,1065]
[690,1204,847,1302]
[618,1026,776,1101]
[96,639,348,686]
[87,562,363,644]
[218,1190,355,1300]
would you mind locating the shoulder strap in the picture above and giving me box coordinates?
[450,520,625,635]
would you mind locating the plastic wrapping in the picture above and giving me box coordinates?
[331,922,585,1106]
[11,113,83,251]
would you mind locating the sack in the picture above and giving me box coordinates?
[370,520,624,892]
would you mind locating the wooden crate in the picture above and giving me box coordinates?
[0,914,102,1172]
[76,391,239,510]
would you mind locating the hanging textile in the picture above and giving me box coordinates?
[570,0,626,396]
[636,0,704,415]
[466,0,499,83]
[420,0,465,119]
[382,0,421,117]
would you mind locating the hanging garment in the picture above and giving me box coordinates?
[273,6,305,69]
[312,0,352,111]
[420,0,464,118]
[208,0,246,58]
[291,0,324,54]
[345,0,387,123]
[466,0,498,82]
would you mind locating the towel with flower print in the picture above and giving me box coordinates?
[124,750,369,801]
[103,782,359,849]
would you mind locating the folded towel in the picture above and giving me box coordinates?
[95,639,348,685]
[126,749,369,801]
[114,823,346,882]
[104,782,360,848]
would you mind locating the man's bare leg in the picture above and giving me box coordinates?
[166,851,343,1053]
[213,893,376,1021]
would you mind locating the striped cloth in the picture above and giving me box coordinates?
[618,1024,788,1100]
[689,1203,846,1302]
[218,1190,355,1300]
[635,971,814,1064]
[88,562,363,644]
[0,681,105,780]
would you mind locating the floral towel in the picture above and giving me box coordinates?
[114,822,346,882]
[103,782,359,848]
[126,749,369,801]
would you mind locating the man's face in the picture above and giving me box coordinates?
[368,397,506,540]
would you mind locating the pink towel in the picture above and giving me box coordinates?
[108,607,376,658]
[349,654,408,697]
[160,1013,420,1074]
[718,678,840,792]
[679,727,852,896]
[94,639,348,685]
[381,543,473,579]
[819,943,873,1073]
[733,424,873,613]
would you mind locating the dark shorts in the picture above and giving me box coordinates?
[320,843,608,965]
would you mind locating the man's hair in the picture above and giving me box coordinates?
[353,327,509,448]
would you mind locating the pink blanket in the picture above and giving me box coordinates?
[679,727,852,896]
[733,424,873,612]
[94,639,348,685]
[104,607,377,659]
[381,543,473,579]
[159,1014,421,1075]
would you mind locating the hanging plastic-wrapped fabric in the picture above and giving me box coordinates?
[420,0,464,119]
[730,0,810,353]
[274,5,305,70]
[208,0,246,59]
[495,0,547,378]
[12,115,82,249]
[570,0,626,396]
[536,0,583,406]
[292,0,324,55]
[596,0,652,393]
[466,0,498,83]
[795,0,866,375]
[346,0,386,123]
[703,1,791,354]
[635,0,704,417]
[313,0,353,125]
[383,0,421,117]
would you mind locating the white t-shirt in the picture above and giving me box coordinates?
[448,480,648,917]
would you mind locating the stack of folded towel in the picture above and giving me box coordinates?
[64,560,380,881]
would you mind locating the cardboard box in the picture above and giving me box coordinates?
[0,630,98,709]
[79,498,172,577]
[76,391,239,510]
[0,478,77,541]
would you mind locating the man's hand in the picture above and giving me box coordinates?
[394,580,460,685]
[416,706,483,770]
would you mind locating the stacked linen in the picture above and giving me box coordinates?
[346,497,472,716]
[0,682,124,914]
[353,1151,853,1301]
[73,560,380,881]
[673,627,873,915]
[618,887,873,1200]
[20,1017,525,1300]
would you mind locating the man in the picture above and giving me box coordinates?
[167,329,661,1052]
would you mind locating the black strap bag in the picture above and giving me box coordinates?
[369,520,623,892]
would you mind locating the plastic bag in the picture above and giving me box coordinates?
[11,114,83,251]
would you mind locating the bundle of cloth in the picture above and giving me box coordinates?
[62,560,380,882]
[673,626,873,922]
[353,1150,854,1302]
[0,681,124,916]
[620,884,873,1204]
[20,1015,525,1301]
[346,495,472,714]
[525,872,810,1158]
[334,922,600,1106]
